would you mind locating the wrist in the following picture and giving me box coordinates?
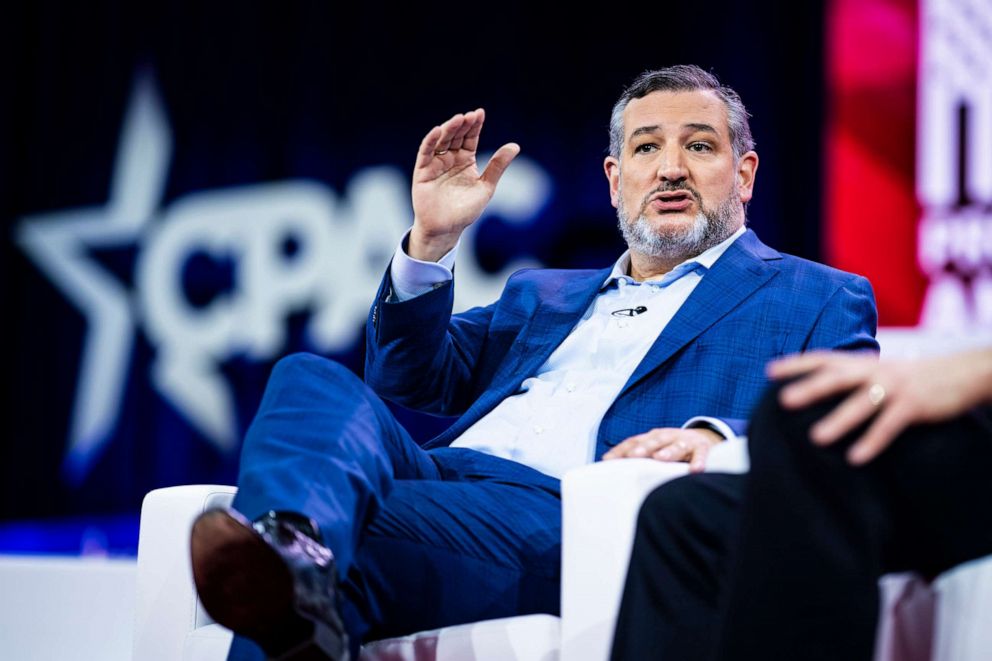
[696,428,723,445]
[409,225,461,262]
[683,416,735,443]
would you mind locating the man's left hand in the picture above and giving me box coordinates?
[603,427,723,472]
[768,349,992,465]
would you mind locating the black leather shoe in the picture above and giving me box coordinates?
[191,509,350,661]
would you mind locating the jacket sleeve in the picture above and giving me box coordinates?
[803,274,879,354]
[710,274,879,439]
[364,265,499,416]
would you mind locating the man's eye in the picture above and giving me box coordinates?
[634,143,657,153]
[688,142,712,152]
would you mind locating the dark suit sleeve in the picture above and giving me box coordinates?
[364,267,498,416]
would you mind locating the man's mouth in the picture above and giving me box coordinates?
[647,190,694,213]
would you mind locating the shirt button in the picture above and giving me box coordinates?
[618,319,629,328]
[566,382,576,392]
[533,425,544,434]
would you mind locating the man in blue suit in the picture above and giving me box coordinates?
[191,65,878,661]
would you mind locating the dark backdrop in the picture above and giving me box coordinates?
[0,0,826,552]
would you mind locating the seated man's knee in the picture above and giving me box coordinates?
[749,381,852,465]
[256,354,370,417]
[271,352,359,387]
[637,477,704,539]
[752,382,816,438]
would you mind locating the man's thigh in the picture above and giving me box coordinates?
[877,406,992,575]
[340,478,562,643]
[611,473,744,661]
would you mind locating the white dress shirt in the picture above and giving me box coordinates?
[388,227,747,479]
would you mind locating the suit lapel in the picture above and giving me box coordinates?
[493,266,613,391]
[619,230,782,396]
[428,267,614,449]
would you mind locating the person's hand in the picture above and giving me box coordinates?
[603,427,723,472]
[768,349,992,465]
[409,108,520,262]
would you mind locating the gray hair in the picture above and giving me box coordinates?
[608,65,755,162]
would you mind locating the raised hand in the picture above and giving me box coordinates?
[409,108,520,262]
[768,349,992,465]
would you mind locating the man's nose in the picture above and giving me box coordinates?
[656,146,688,182]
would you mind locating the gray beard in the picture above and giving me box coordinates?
[617,184,742,261]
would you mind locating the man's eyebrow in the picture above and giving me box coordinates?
[684,122,719,135]
[629,125,662,141]
[627,123,720,142]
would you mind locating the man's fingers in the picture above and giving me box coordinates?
[449,109,483,152]
[637,429,682,457]
[414,109,509,192]
[460,108,485,152]
[433,113,466,156]
[808,384,878,445]
[606,428,714,465]
[447,110,479,152]
[653,438,691,462]
[847,406,910,465]
[414,112,467,175]
[779,363,868,410]
[480,142,521,189]
[767,352,834,379]
[415,110,485,171]
[604,436,644,459]
[628,434,671,458]
[415,125,444,170]
[688,444,710,473]
[605,429,680,459]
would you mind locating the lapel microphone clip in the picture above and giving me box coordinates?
[611,306,648,317]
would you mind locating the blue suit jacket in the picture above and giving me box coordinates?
[365,230,878,460]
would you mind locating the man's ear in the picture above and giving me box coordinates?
[737,151,759,204]
[604,156,621,208]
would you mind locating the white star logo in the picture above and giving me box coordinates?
[17,73,170,484]
[17,72,549,486]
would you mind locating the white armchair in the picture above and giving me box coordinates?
[133,461,992,661]
[132,453,740,661]
[133,329,992,661]
[133,483,563,661]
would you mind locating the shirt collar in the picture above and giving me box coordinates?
[602,225,747,290]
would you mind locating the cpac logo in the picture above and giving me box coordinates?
[17,74,550,482]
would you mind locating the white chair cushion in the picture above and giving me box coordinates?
[183,624,233,661]
[362,614,560,661]
[181,614,560,661]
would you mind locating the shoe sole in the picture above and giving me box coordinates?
[191,510,329,659]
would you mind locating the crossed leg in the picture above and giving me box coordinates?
[222,354,561,659]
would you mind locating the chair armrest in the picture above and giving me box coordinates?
[559,440,748,661]
[133,485,237,661]
[932,556,992,661]
[560,459,688,661]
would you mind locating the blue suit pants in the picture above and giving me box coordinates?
[227,353,562,659]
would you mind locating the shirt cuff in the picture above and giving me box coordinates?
[389,229,459,302]
[682,416,739,442]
